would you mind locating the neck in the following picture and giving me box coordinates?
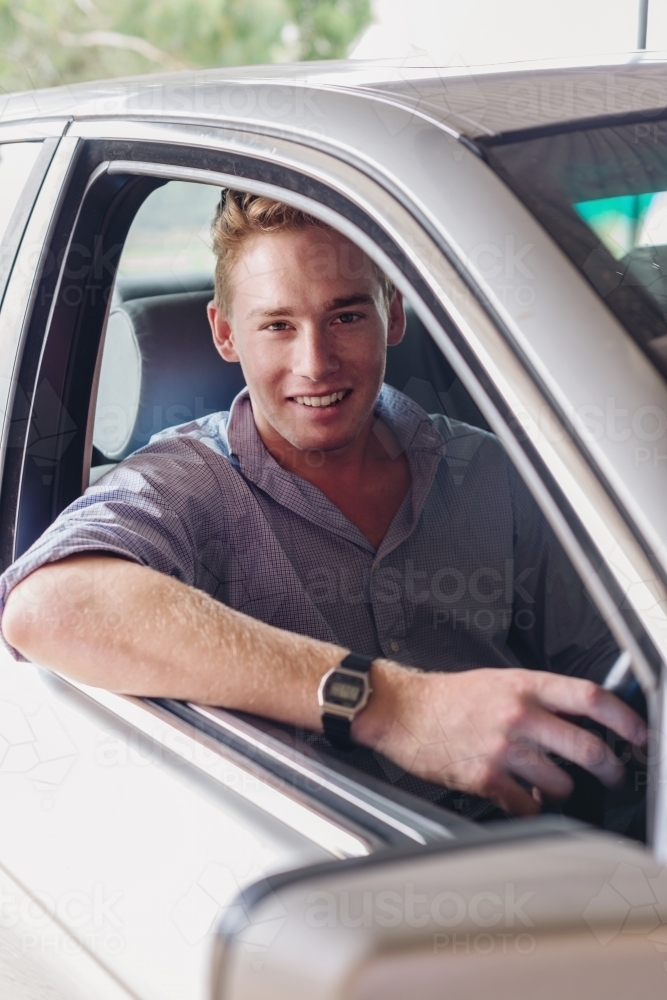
[258,410,384,485]
[249,395,411,550]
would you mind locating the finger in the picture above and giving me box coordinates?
[533,673,647,746]
[504,742,575,800]
[518,706,625,788]
[482,770,540,817]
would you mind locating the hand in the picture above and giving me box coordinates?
[353,663,648,816]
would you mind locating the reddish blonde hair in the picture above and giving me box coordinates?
[211,189,394,314]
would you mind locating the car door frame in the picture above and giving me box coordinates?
[1,115,665,855]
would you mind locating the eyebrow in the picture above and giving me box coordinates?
[323,294,375,311]
[246,294,375,319]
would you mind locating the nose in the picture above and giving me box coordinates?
[291,325,339,382]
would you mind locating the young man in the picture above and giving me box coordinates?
[0,192,646,818]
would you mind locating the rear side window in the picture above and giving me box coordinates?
[0,141,43,304]
[93,180,237,469]
[0,141,42,243]
[117,180,220,290]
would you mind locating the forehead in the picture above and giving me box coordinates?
[231,226,379,299]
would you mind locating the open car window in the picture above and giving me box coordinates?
[92,180,489,478]
[84,177,648,841]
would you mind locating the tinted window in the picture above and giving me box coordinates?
[486,119,667,377]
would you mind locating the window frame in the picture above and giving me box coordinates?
[0,140,54,306]
[3,120,664,851]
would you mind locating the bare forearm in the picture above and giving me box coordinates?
[3,555,648,818]
[2,554,351,728]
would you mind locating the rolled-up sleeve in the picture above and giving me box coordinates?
[0,438,223,659]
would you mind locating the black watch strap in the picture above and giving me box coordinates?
[321,711,357,749]
[321,653,373,751]
[338,652,373,674]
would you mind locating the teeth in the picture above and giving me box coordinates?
[294,391,346,407]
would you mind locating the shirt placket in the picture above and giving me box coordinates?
[369,440,445,663]
[228,389,446,662]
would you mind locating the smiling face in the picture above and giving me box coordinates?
[207,225,405,458]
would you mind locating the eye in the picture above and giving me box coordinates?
[334,312,362,325]
[266,321,290,331]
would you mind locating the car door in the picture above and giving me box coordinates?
[0,114,493,1000]
[0,100,665,999]
[0,125,384,1000]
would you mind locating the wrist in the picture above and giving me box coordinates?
[350,658,408,748]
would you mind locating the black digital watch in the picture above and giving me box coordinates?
[318,652,374,750]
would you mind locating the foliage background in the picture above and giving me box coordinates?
[0,0,372,94]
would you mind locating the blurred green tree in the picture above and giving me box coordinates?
[0,0,372,94]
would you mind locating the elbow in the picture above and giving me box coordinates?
[0,566,58,660]
[2,575,46,658]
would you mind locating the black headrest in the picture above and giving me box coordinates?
[112,270,214,306]
[385,304,488,429]
[93,289,245,461]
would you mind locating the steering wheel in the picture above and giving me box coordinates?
[548,657,648,841]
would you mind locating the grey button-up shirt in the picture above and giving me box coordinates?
[0,384,616,682]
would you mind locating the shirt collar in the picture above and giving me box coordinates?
[224,384,447,554]
[226,384,446,469]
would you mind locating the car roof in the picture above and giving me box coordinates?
[1,52,667,140]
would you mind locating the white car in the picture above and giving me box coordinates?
[1,52,667,1000]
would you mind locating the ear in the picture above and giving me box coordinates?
[386,289,406,347]
[208,301,240,363]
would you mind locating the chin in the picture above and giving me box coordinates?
[292,435,353,454]
[287,426,357,454]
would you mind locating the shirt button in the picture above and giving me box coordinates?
[389,640,400,653]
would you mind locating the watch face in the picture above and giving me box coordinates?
[322,671,366,709]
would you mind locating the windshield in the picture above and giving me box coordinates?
[486,118,667,377]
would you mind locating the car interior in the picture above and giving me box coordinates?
[77,178,649,841]
[90,181,489,483]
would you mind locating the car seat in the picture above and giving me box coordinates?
[93,285,245,468]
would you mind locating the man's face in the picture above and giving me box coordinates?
[207,226,405,456]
